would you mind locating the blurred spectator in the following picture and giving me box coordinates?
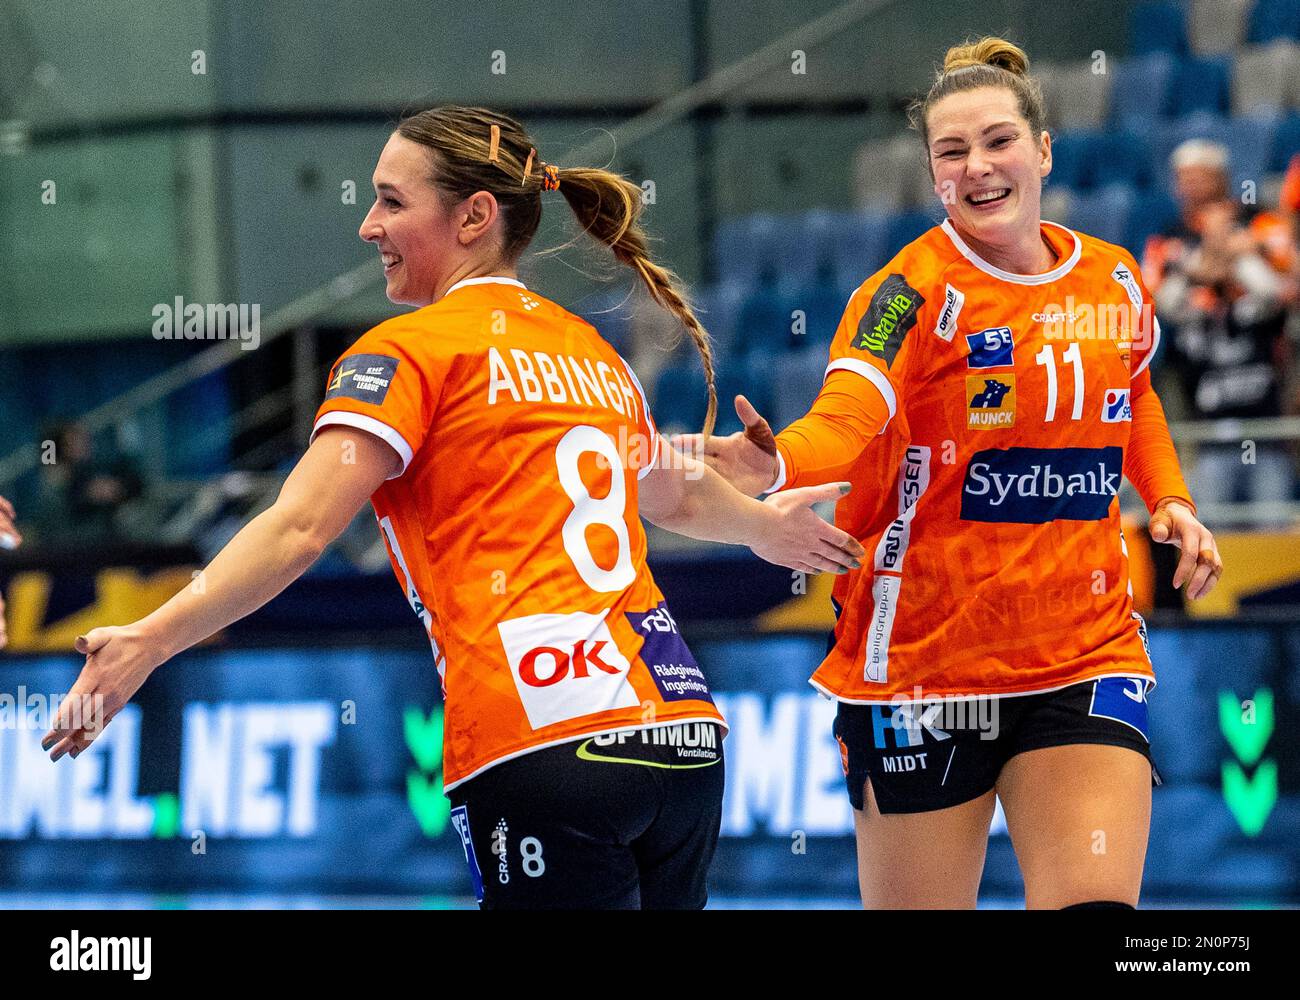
[1143,139,1295,521]
[31,423,146,546]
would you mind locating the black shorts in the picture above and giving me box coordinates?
[833,676,1162,815]
[446,721,724,909]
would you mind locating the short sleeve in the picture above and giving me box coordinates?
[1111,249,1162,379]
[823,267,930,429]
[311,323,444,480]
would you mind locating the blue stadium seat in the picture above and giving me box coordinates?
[886,210,939,258]
[1090,129,1154,189]
[651,361,710,433]
[652,352,775,437]
[733,268,793,359]
[1109,53,1176,128]
[712,213,781,286]
[1048,130,1097,189]
[1227,112,1282,191]
[1247,0,1300,44]
[1273,113,1300,170]
[1169,55,1232,117]
[1130,1,1190,56]
[1069,185,1136,248]
[786,259,846,352]
[771,350,831,432]
[691,280,747,363]
[714,356,774,437]
[1126,189,1181,252]
[829,209,891,289]
[775,210,840,291]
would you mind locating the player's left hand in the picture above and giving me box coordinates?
[42,625,164,761]
[1149,499,1223,601]
[0,494,19,651]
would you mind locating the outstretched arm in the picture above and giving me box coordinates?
[672,372,892,496]
[42,427,399,760]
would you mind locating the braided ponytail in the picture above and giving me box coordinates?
[556,167,717,440]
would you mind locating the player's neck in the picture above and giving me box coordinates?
[956,222,1057,275]
[432,260,520,302]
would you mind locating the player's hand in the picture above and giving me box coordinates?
[0,494,19,651]
[750,481,864,574]
[42,625,165,761]
[671,395,780,496]
[1149,499,1223,601]
[0,494,20,550]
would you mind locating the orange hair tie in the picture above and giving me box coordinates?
[539,163,560,191]
[487,124,501,163]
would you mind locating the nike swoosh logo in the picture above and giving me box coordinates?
[575,739,720,770]
[1123,679,1146,703]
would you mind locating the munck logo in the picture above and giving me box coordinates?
[498,609,639,729]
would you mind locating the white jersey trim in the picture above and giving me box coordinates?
[441,715,727,792]
[764,450,789,494]
[824,357,898,426]
[1131,316,1162,378]
[619,358,661,479]
[443,275,526,296]
[311,411,414,479]
[940,219,1082,286]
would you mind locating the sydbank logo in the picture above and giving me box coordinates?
[960,447,1122,524]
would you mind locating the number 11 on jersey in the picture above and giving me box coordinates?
[1035,342,1084,422]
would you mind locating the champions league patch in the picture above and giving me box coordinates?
[626,603,713,703]
[324,353,400,404]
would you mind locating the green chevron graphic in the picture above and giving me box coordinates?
[406,770,451,837]
[1221,759,1277,837]
[1218,689,1273,767]
[403,706,444,773]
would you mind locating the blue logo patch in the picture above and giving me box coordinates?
[449,805,484,902]
[1089,676,1152,742]
[960,447,1123,523]
[966,327,1014,368]
[626,602,713,703]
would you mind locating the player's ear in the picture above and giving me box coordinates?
[1038,129,1052,180]
[457,190,500,247]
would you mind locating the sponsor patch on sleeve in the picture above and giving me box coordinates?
[324,353,400,404]
[853,274,925,366]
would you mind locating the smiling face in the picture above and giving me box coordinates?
[926,86,1051,250]
[358,132,464,307]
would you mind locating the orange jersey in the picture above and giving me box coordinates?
[312,277,723,789]
[776,221,1192,703]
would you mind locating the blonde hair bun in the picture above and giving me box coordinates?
[942,37,1029,77]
